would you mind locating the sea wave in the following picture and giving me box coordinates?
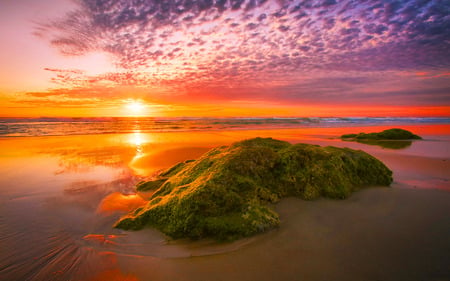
[0,117,448,137]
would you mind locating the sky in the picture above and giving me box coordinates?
[0,0,449,117]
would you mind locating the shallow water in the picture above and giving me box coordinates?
[0,125,449,280]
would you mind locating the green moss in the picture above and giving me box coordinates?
[376,128,421,140]
[159,160,191,177]
[136,160,197,192]
[341,128,422,141]
[341,128,421,149]
[136,179,167,192]
[341,133,358,139]
[115,137,392,241]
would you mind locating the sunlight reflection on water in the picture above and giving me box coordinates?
[128,130,148,155]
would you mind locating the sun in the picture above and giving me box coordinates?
[124,100,146,116]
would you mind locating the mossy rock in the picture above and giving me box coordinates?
[115,138,392,241]
[341,128,421,141]
[341,129,421,149]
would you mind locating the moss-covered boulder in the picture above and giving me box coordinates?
[341,128,421,140]
[341,128,421,149]
[115,138,392,241]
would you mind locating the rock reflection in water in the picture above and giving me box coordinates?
[97,192,147,213]
[353,139,413,149]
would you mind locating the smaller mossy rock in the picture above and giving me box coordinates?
[341,128,421,140]
[116,138,392,241]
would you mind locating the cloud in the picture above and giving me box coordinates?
[32,0,450,107]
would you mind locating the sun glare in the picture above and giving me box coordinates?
[125,100,146,116]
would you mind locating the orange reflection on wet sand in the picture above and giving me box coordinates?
[128,146,212,176]
[83,234,120,245]
[89,269,139,281]
[87,251,140,281]
[97,192,147,213]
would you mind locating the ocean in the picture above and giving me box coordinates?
[1,117,449,137]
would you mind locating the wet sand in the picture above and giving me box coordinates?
[137,188,450,281]
[0,125,449,280]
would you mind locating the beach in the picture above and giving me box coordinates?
[0,123,449,281]
[2,0,449,279]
